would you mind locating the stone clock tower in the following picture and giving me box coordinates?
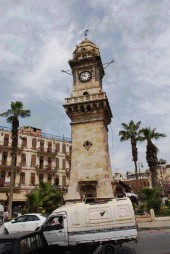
[63,38,113,203]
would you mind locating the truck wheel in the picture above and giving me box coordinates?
[102,243,117,254]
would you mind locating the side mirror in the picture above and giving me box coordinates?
[11,219,15,223]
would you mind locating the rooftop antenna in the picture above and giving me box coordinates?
[61,69,72,76]
[103,59,115,69]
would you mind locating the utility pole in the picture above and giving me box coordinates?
[138,162,143,190]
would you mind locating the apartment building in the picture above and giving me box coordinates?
[0,126,72,207]
[157,160,170,197]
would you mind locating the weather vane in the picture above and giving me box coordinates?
[84,29,89,38]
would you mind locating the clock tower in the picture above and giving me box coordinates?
[63,38,113,203]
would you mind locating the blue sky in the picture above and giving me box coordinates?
[0,0,170,176]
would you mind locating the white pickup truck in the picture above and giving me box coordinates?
[41,198,138,253]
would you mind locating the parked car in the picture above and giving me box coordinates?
[4,214,46,234]
[0,231,48,254]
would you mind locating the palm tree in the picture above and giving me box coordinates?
[26,182,64,214]
[0,101,31,219]
[139,127,166,187]
[119,120,141,192]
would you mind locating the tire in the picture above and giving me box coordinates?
[4,228,9,235]
[101,243,117,254]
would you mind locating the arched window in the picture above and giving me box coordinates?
[68,107,72,112]
[80,105,85,112]
[86,105,91,111]
[83,91,89,95]
[74,105,78,111]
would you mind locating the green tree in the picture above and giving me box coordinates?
[139,128,166,187]
[0,101,31,219]
[26,189,41,213]
[139,187,162,212]
[119,120,141,192]
[26,182,64,214]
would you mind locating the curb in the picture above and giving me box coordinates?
[138,226,170,231]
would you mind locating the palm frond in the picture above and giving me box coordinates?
[20,110,31,118]
[7,116,15,123]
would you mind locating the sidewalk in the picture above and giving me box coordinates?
[137,219,170,231]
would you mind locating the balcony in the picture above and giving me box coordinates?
[64,92,107,105]
[0,164,22,171]
[36,166,58,173]
[0,141,24,151]
[0,182,21,192]
[37,147,58,155]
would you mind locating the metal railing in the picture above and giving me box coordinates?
[0,126,71,142]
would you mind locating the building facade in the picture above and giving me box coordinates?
[123,171,151,193]
[64,38,113,203]
[157,160,170,197]
[0,126,71,207]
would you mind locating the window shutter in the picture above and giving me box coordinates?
[56,143,60,153]
[62,159,66,169]
[62,143,66,153]
[31,154,36,166]
[56,158,59,168]
[32,139,37,150]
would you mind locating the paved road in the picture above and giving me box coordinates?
[1,226,170,254]
[124,229,170,254]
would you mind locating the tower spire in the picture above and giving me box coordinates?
[84,29,89,39]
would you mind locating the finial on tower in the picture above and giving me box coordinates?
[84,29,89,38]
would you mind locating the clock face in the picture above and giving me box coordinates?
[79,71,92,82]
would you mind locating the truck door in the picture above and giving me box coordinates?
[43,212,68,246]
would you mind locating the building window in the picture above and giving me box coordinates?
[69,146,72,155]
[47,142,52,153]
[30,173,35,186]
[62,175,66,186]
[7,172,16,186]
[39,156,44,169]
[3,134,9,146]
[32,139,37,150]
[55,143,60,153]
[2,152,8,165]
[55,174,59,186]
[40,141,44,151]
[56,158,59,169]
[20,172,25,185]
[31,154,36,166]
[39,174,43,184]
[47,157,52,170]
[21,154,26,166]
[0,171,6,187]
[62,159,66,169]
[47,174,52,184]
[22,137,27,148]
[62,143,66,153]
